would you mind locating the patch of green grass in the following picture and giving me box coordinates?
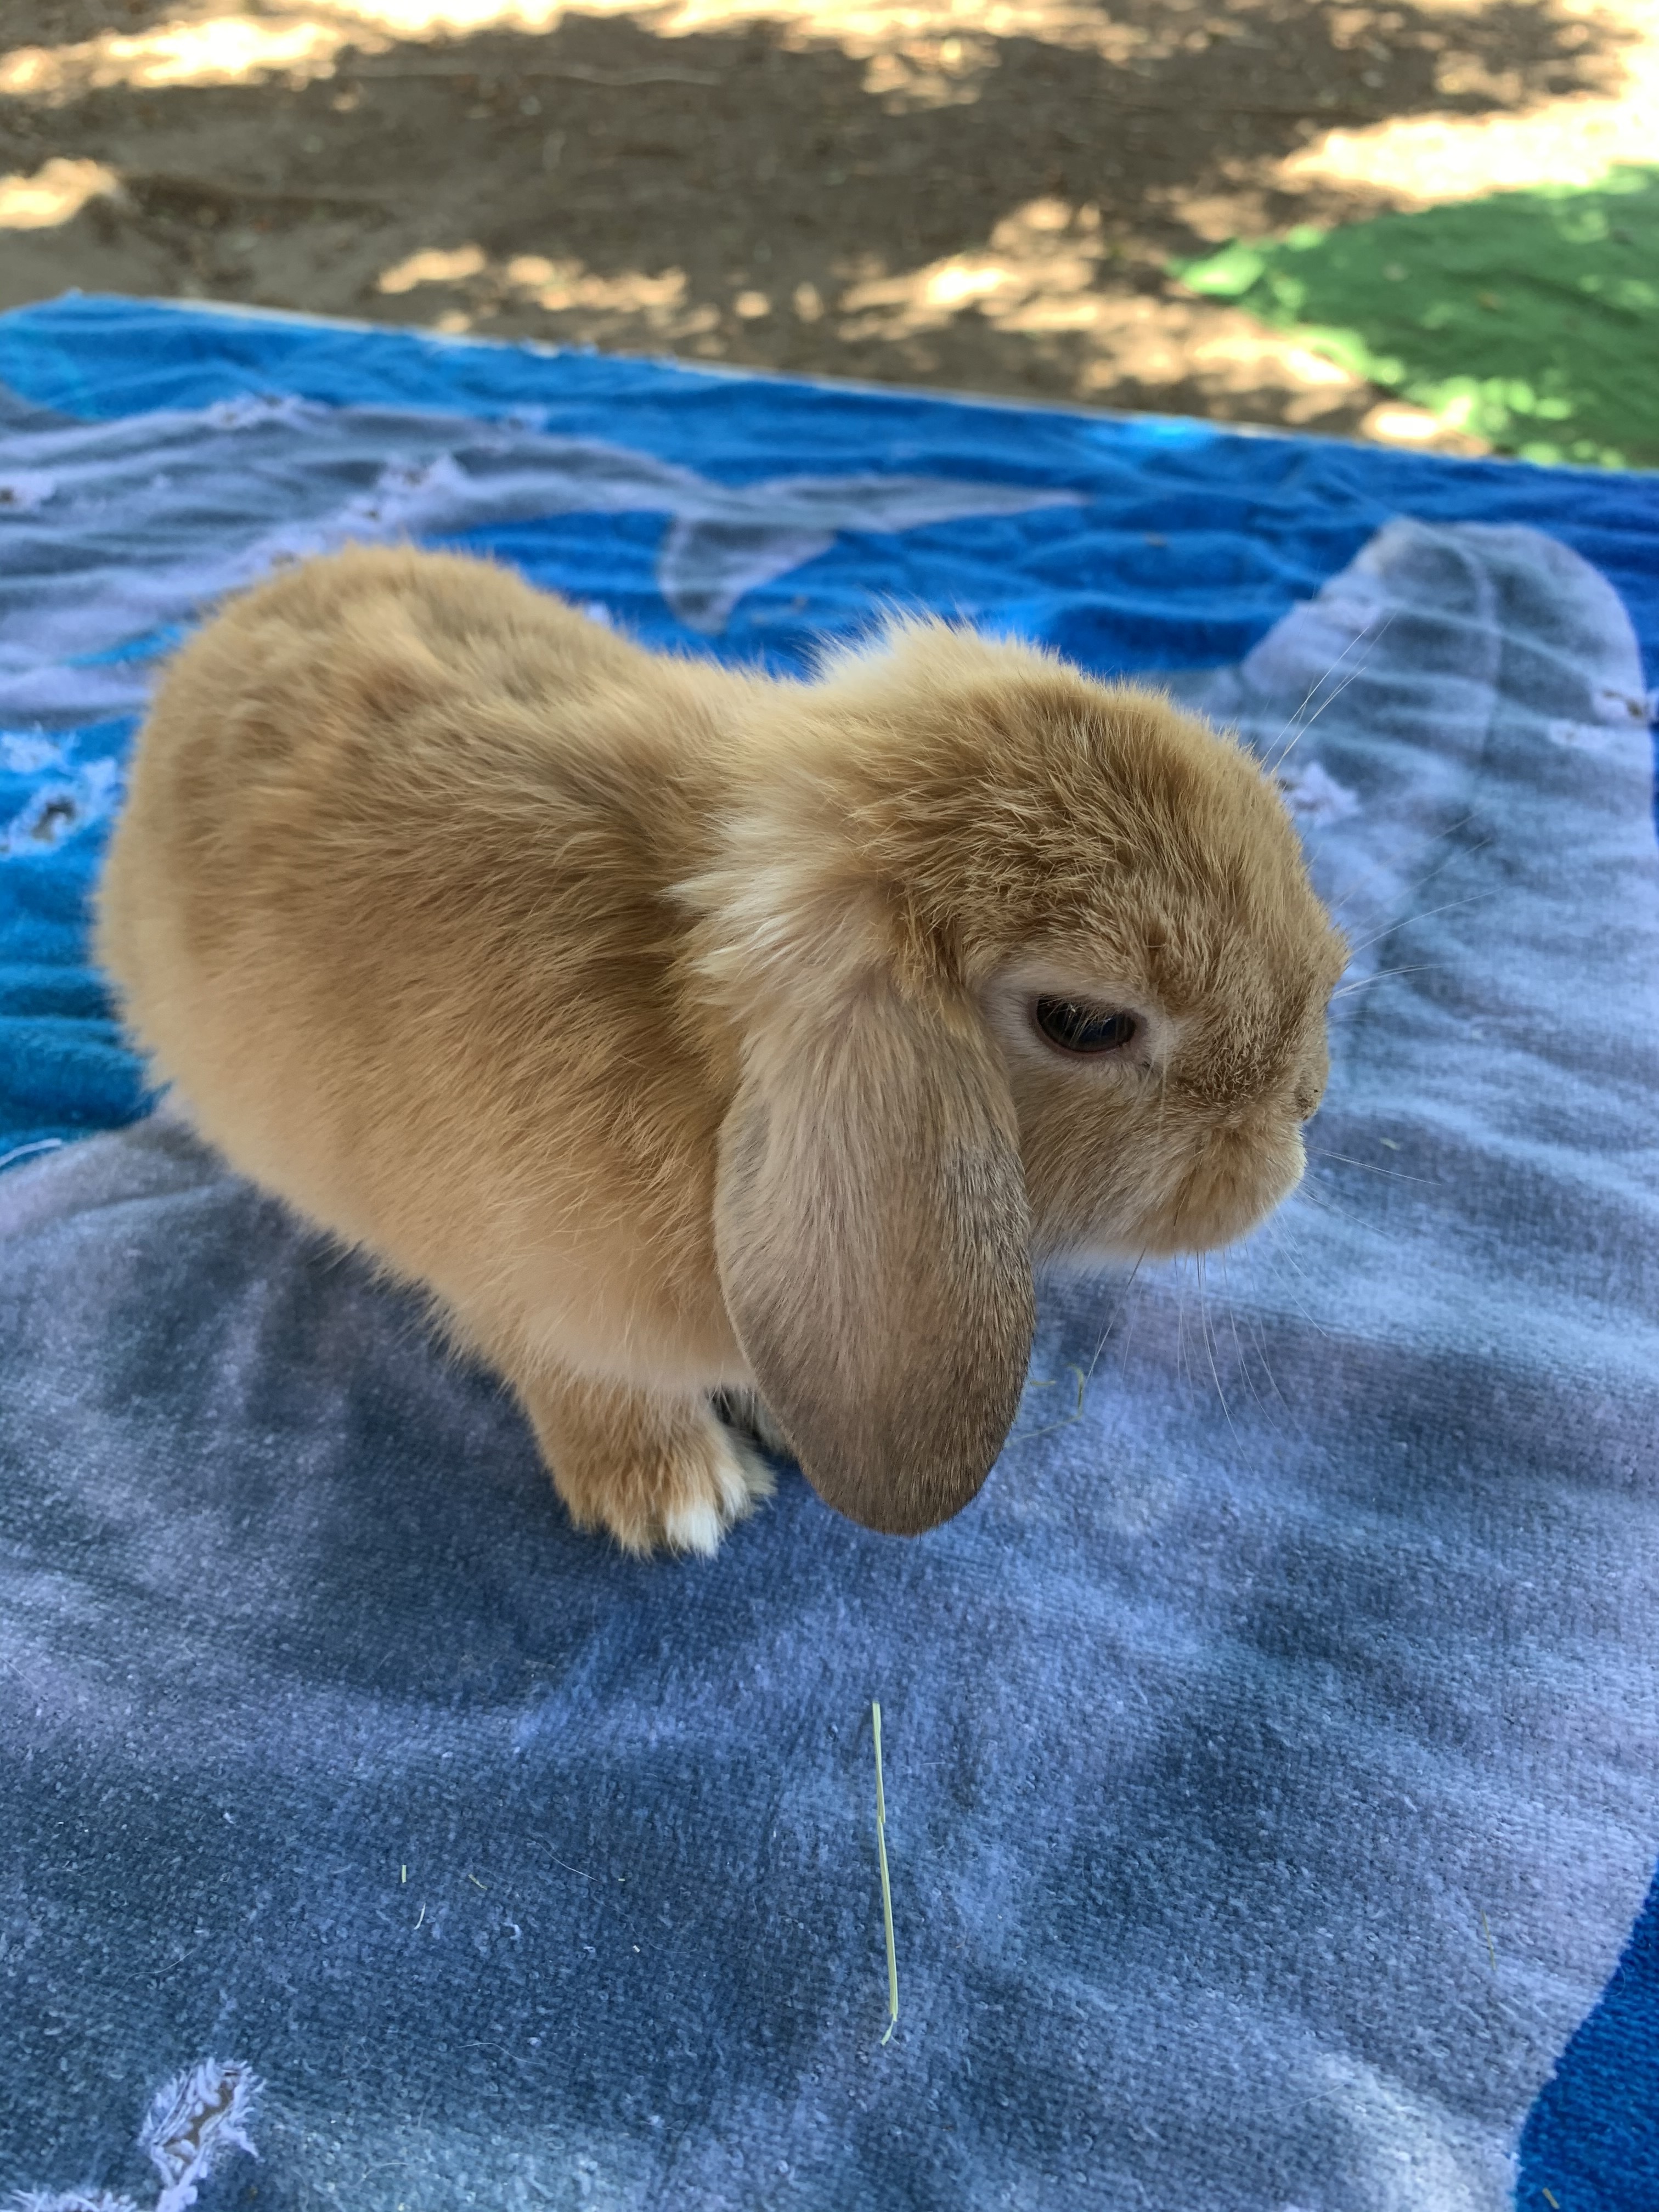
[1176,166,1659,469]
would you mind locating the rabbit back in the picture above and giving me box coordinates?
[98,545,751,1389]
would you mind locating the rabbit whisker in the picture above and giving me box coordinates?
[1251,1247,1331,1342]
[1110,1255,1148,1385]
[1329,963,1445,998]
[1305,1147,1435,1185]
[1195,1255,1240,1440]
[1270,649,1377,774]
[1082,1250,1146,1385]
[1268,611,1396,773]
[1222,1246,1286,1414]
[1012,1250,1144,1447]
[1264,613,1391,774]
[1340,888,1493,963]
[1290,1180,1393,1238]
[1325,812,1480,920]
[1217,1250,1267,1412]
[1263,1208,1327,1287]
[1170,1264,1191,1398]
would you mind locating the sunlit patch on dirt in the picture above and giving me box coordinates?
[0,0,1641,123]
[0,156,121,228]
[859,34,995,111]
[0,15,356,98]
[832,195,1469,435]
[1361,398,1469,445]
[376,242,486,291]
[1273,0,1654,205]
[503,251,714,332]
[0,0,1225,104]
[375,241,722,342]
[839,198,1107,336]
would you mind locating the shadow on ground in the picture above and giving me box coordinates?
[0,0,1638,444]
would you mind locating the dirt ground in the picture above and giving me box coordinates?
[0,1,1645,444]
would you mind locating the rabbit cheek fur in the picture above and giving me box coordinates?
[97,546,1344,1559]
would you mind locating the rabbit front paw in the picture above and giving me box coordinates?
[518,1370,774,1556]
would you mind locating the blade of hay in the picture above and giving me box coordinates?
[872,1700,899,2044]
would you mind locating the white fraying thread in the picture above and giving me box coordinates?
[1277,758,1361,828]
[0,471,57,513]
[1547,716,1637,755]
[10,2193,141,2212]
[250,453,475,575]
[141,2060,261,2212]
[8,2060,262,2212]
[1,759,121,859]
[204,392,312,432]
[1590,682,1658,727]
[1,731,65,775]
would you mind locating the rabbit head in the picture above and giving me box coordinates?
[687,620,1346,1539]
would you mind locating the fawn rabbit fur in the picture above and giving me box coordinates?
[98,545,1346,1553]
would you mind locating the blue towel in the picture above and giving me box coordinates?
[3,295,1657,1168]
[2,298,1657,2210]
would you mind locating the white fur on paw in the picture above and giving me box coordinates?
[716,1431,775,1516]
[663,1497,726,1556]
[663,1431,774,1556]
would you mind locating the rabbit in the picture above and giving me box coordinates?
[97,544,1347,1555]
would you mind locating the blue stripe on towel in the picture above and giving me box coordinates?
[2,298,1655,1172]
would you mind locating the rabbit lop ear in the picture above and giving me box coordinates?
[714,990,1035,1535]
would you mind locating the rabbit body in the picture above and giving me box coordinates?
[99,545,1345,1553]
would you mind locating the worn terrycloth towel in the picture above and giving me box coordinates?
[3,495,1657,2210]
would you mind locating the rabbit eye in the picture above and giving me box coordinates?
[1032,998,1139,1057]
